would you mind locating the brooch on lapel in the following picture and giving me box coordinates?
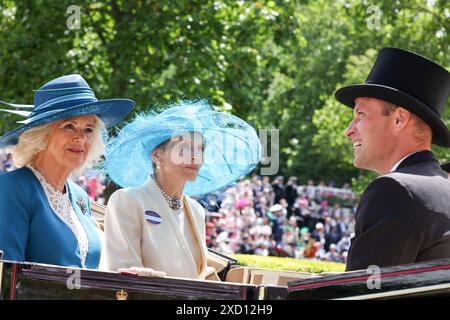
[76,197,87,214]
[145,211,162,225]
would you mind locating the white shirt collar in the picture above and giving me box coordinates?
[390,151,420,172]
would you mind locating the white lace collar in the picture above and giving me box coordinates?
[27,164,89,268]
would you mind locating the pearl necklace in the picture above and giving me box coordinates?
[151,175,184,211]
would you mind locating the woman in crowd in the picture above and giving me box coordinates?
[102,100,261,279]
[0,74,134,268]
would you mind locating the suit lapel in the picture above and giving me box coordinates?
[182,196,206,276]
[146,178,200,277]
[396,150,437,171]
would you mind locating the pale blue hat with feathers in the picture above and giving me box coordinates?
[103,100,262,196]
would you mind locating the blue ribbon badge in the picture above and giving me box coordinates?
[145,210,162,224]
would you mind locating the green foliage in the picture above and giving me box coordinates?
[0,0,449,188]
[232,254,346,273]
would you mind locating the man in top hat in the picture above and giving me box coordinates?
[335,47,450,271]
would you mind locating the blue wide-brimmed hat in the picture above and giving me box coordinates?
[103,100,262,196]
[0,74,135,148]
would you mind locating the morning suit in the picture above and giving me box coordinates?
[346,151,450,271]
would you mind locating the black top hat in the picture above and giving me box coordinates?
[335,47,450,147]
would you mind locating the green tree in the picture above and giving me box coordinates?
[0,0,448,191]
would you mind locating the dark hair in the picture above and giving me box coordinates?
[381,100,432,143]
[381,101,398,116]
[151,139,172,171]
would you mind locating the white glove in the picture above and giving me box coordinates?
[118,266,166,277]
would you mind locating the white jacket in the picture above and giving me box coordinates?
[102,177,208,279]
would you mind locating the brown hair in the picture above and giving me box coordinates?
[151,139,171,172]
[381,101,432,144]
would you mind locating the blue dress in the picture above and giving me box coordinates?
[0,167,101,268]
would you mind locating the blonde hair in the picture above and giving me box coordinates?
[7,115,106,172]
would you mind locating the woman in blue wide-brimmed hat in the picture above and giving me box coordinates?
[0,74,135,269]
[101,100,261,279]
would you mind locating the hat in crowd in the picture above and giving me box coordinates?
[103,100,262,196]
[300,227,309,235]
[315,222,324,230]
[236,198,251,210]
[269,204,283,212]
[0,74,135,148]
[206,222,216,229]
[335,47,450,147]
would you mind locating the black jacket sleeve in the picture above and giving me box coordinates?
[346,177,420,271]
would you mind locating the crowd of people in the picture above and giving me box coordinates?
[75,172,107,205]
[201,175,358,264]
[1,150,357,264]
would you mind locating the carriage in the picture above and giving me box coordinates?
[1,201,450,300]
